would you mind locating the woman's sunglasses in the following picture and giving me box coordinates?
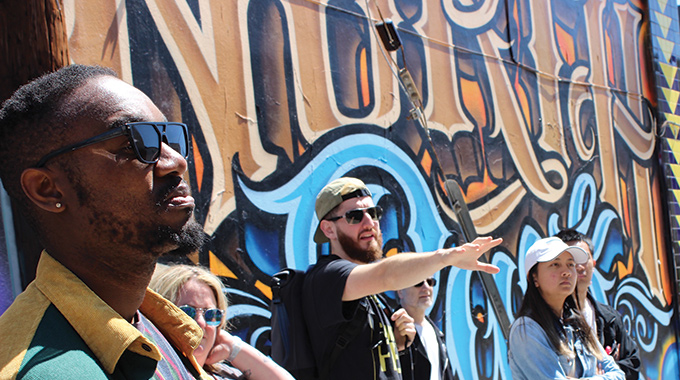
[325,206,383,224]
[414,278,437,288]
[35,122,190,167]
[179,305,225,326]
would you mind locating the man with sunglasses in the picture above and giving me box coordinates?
[303,177,502,380]
[397,277,455,380]
[0,65,209,379]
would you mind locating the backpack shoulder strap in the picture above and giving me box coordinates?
[318,297,370,380]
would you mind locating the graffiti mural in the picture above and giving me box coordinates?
[47,0,680,378]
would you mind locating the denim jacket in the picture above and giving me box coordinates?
[509,316,625,379]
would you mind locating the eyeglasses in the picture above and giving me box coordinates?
[179,305,225,326]
[414,278,437,288]
[325,206,383,224]
[35,122,190,167]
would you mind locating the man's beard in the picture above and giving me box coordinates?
[87,211,208,259]
[337,227,383,264]
[157,219,207,258]
[65,162,207,257]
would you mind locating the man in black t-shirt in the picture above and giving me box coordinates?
[303,177,502,380]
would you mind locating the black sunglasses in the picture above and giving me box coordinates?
[35,122,190,167]
[414,278,436,288]
[326,206,383,224]
[179,305,225,326]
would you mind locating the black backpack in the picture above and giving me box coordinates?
[270,268,365,380]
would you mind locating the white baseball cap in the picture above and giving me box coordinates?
[524,237,588,277]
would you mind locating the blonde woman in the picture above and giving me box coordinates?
[150,264,293,380]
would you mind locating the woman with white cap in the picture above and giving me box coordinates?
[508,237,624,379]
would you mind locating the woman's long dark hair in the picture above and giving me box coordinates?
[517,265,603,359]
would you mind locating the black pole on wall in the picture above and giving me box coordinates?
[372,11,511,342]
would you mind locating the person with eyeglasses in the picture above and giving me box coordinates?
[396,277,454,380]
[0,65,209,379]
[303,177,502,380]
[151,264,294,379]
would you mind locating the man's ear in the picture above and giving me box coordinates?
[20,168,65,212]
[319,219,337,241]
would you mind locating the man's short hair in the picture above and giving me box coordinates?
[0,64,117,205]
[554,228,593,255]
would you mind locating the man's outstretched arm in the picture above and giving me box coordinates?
[342,236,502,301]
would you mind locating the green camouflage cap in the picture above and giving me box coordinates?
[314,177,372,243]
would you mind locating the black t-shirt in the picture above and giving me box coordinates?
[303,255,402,380]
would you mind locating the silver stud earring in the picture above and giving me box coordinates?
[56,202,62,208]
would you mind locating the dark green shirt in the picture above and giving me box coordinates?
[0,252,210,379]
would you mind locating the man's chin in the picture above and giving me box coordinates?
[337,229,384,263]
[366,242,383,261]
[158,219,207,258]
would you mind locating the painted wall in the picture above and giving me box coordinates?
[2,0,678,378]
